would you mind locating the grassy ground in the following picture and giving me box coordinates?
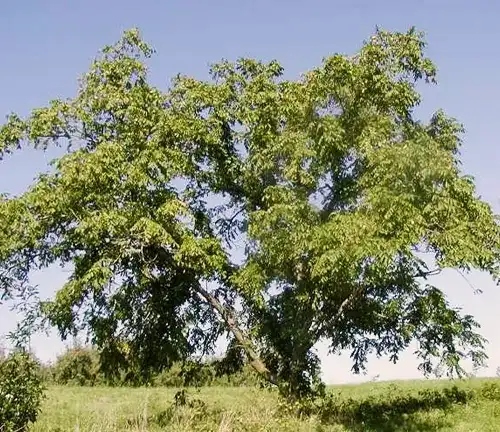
[31,379,500,431]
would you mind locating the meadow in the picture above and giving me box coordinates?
[31,378,500,431]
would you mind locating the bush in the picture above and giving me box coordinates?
[46,346,260,387]
[153,362,189,387]
[478,381,500,401]
[0,351,45,431]
[153,361,259,387]
[52,347,103,386]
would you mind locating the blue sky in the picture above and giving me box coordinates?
[1,0,499,384]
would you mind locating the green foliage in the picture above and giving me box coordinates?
[51,347,103,386]
[1,27,499,400]
[152,361,259,387]
[478,381,500,401]
[0,351,45,431]
[44,345,259,387]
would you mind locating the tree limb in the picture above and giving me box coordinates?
[313,284,365,339]
[194,283,278,386]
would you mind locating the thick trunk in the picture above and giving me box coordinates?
[195,284,277,386]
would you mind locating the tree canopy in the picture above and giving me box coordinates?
[1,27,499,398]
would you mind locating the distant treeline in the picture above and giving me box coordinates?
[38,346,260,387]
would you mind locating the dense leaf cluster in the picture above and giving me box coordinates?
[0,352,45,431]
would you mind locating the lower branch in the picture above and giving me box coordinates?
[195,284,278,386]
[312,284,365,339]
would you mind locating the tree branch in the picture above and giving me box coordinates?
[194,283,278,386]
[416,268,441,278]
[313,284,365,339]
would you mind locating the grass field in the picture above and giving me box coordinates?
[31,379,500,431]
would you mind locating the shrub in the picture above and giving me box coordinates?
[52,347,103,385]
[153,362,189,387]
[478,382,500,401]
[0,351,45,431]
[47,346,260,387]
[153,360,259,387]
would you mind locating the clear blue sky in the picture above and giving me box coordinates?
[1,0,499,383]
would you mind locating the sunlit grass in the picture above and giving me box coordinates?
[31,378,500,431]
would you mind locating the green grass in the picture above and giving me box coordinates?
[31,378,500,431]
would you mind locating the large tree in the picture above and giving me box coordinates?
[1,28,498,399]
